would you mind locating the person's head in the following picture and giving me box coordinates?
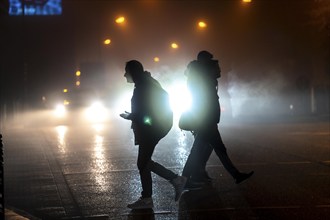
[197,50,213,61]
[124,60,144,83]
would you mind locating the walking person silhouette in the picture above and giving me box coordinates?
[180,51,254,187]
[120,60,187,209]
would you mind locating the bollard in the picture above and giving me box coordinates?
[0,134,3,218]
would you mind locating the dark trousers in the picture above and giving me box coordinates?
[182,125,240,179]
[137,138,177,198]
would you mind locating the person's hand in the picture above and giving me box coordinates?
[120,111,131,120]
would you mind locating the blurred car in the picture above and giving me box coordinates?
[52,88,110,124]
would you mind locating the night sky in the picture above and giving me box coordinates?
[1,0,329,110]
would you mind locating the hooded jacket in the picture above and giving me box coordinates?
[130,71,172,144]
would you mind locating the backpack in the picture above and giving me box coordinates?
[151,85,173,138]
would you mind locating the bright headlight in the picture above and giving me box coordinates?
[54,104,66,117]
[168,83,192,116]
[85,101,108,122]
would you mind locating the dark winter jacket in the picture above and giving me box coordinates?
[130,72,172,144]
[185,59,221,129]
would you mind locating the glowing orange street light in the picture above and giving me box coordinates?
[198,21,207,28]
[171,42,179,49]
[76,81,80,87]
[63,89,68,93]
[154,57,160,62]
[242,0,252,2]
[104,39,111,45]
[75,70,81,76]
[115,16,125,24]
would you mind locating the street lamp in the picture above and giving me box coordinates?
[75,70,81,87]
[103,39,111,45]
[115,16,125,24]
[154,57,160,62]
[171,42,179,49]
[242,0,252,2]
[198,21,207,29]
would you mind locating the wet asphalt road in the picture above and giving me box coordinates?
[2,117,330,220]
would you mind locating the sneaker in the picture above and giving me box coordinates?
[191,173,213,183]
[235,171,254,184]
[170,176,187,201]
[127,197,154,209]
[184,179,204,190]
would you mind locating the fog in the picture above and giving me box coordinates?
[1,0,329,129]
[227,69,288,117]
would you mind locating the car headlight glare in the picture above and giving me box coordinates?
[54,104,66,117]
[85,101,108,122]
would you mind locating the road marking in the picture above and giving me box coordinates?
[288,132,330,136]
[253,205,301,209]
[63,160,330,175]
[121,205,330,216]
[277,161,311,165]
[316,205,330,208]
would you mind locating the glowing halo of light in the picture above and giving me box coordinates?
[198,21,207,28]
[171,42,179,49]
[167,82,192,118]
[115,16,125,24]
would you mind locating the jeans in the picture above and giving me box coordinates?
[182,124,240,179]
[137,138,177,198]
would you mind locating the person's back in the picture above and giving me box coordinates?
[132,73,172,140]
[185,57,220,129]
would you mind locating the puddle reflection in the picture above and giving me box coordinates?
[93,134,109,192]
[55,125,68,154]
[92,123,104,133]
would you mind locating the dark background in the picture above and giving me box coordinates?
[1,0,329,119]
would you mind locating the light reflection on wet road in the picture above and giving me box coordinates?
[3,118,330,219]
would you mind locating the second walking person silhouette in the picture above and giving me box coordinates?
[180,51,254,188]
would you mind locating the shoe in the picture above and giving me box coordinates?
[184,179,204,190]
[191,174,213,183]
[235,171,254,184]
[203,172,213,182]
[191,170,213,183]
[170,176,187,201]
[127,197,154,209]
